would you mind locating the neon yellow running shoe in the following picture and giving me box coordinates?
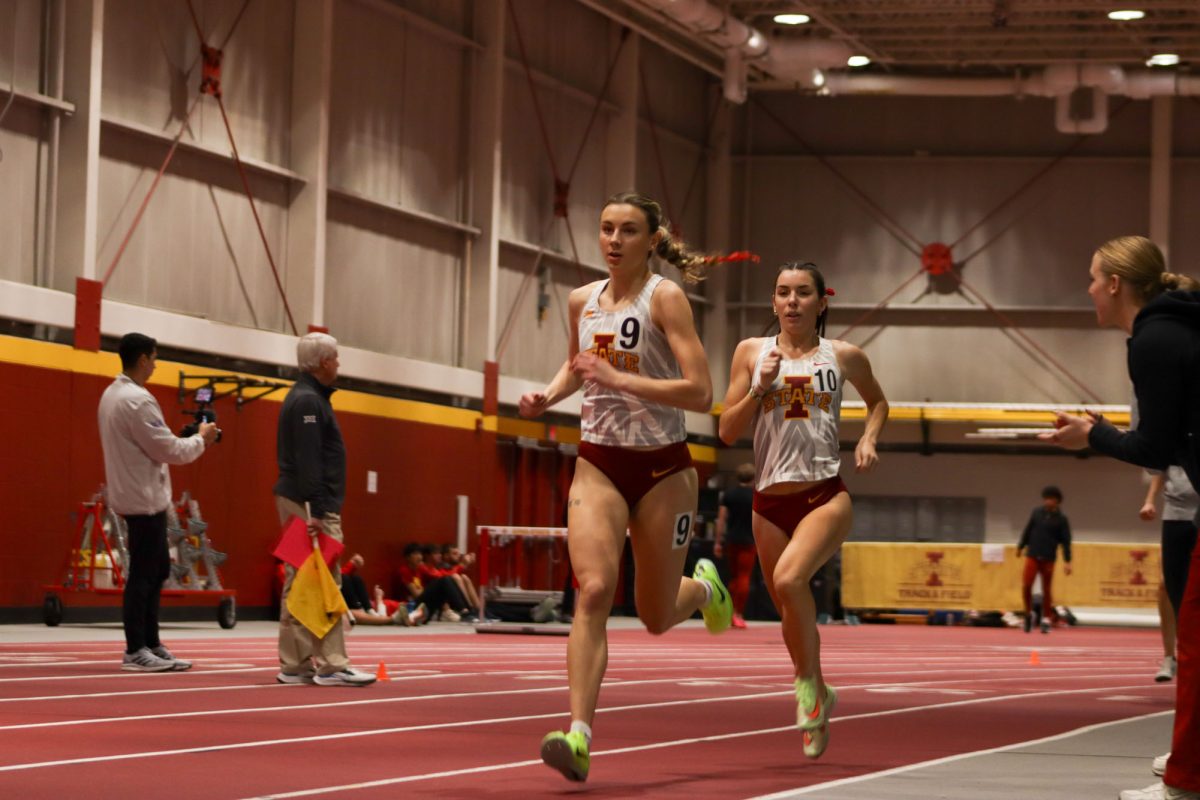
[540,730,590,782]
[692,558,732,634]
[796,678,838,759]
[795,677,837,731]
[803,720,831,759]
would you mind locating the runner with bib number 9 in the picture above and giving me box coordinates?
[719,262,889,759]
[519,192,732,784]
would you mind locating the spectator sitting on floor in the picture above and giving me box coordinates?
[399,543,475,622]
[441,544,482,611]
[340,554,426,626]
[419,543,484,621]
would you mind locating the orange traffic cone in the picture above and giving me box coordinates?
[377,661,390,681]
[1029,650,1040,666]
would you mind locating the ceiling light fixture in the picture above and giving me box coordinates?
[773,13,811,25]
[1107,9,1146,21]
[1146,53,1181,66]
[846,55,871,68]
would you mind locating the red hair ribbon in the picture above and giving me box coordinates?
[705,250,761,264]
[826,288,836,296]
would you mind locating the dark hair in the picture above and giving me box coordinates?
[603,191,708,284]
[419,544,435,557]
[768,262,829,338]
[118,332,157,371]
[1041,486,1063,502]
[403,543,421,558]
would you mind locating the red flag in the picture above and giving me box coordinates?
[272,516,344,568]
[317,529,344,566]
[272,516,311,569]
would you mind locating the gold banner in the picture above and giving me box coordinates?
[842,542,1161,610]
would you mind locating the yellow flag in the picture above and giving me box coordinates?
[286,550,349,639]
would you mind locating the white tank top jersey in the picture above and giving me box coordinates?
[578,274,687,447]
[752,336,843,490]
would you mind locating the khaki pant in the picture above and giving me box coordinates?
[275,496,349,676]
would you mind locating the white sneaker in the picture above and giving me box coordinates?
[312,668,377,687]
[1153,753,1170,777]
[441,608,461,623]
[1119,782,1200,800]
[1155,656,1177,683]
[150,645,192,671]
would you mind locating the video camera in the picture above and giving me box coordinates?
[180,386,222,443]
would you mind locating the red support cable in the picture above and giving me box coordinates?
[182,0,297,335]
[101,93,204,288]
[212,93,298,336]
[750,96,925,257]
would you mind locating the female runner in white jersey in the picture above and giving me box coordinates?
[719,262,889,759]
[519,192,733,783]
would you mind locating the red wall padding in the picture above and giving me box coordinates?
[1,358,714,612]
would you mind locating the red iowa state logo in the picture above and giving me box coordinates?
[761,375,833,417]
[591,333,641,374]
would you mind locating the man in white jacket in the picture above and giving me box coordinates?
[98,333,218,671]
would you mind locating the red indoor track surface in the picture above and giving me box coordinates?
[0,625,1173,799]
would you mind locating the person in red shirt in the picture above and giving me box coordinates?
[340,554,423,626]
[398,543,473,621]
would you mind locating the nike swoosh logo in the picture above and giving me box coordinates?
[651,467,675,478]
[807,694,822,722]
[807,493,829,506]
[813,361,830,366]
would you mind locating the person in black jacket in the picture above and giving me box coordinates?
[273,332,375,687]
[1040,236,1199,800]
[1015,486,1072,633]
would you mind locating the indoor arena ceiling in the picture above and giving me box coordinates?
[606,1,1200,79]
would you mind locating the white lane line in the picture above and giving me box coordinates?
[0,666,269,683]
[0,689,792,772]
[237,689,1173,799]
[746,710,1175,798]
[0,676,1170,769]
[0,662,1165,705]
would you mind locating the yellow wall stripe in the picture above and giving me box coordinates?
[0,335,718,463]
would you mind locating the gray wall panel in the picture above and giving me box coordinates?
[102,0,293,166]
[0,104,42,285]
[96,141,292,332]
[495,253,577,384]
[325,198,460,364]
[330,2,467,221]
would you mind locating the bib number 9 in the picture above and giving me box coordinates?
[672,512,693,550]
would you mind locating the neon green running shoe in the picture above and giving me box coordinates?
[796,678,838,759]
[540,730,590,782]
[693,558,732,634]
[795,676,838,731]
[802,719,832,759]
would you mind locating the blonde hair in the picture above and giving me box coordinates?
[604,192,708,284]
[297,332,338,372]
[1094,236,1197,303]
[735,463,755,484]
